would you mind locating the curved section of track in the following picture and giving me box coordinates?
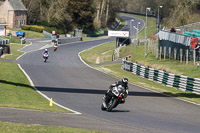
[16,15,200,133]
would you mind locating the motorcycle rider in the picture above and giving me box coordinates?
[103,78,129,107]
[42,49,49,61]
[43,49,49,55]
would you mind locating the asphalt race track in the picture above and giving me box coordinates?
[6,15,200,133]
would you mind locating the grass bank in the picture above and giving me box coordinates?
[8,27,45,38]
[0,121,105,133]
[3,44,24,60]
[80,42,115,64]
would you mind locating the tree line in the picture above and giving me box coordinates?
[122,0,200,28]
[20,0,125,33]
[1,0,200,32]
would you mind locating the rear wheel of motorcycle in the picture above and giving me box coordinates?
[107,98,118,112]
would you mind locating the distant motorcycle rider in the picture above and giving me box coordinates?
[43,49,49,55]
[104,78,129,105]
[42,49,49,62]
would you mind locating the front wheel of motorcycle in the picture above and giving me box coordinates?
[101,104,106,111]
[107,98,118,112]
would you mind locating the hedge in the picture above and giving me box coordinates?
[21,25,31,30]
[30,25,44,33]
[21,25,66,34]
[21,25,44,33]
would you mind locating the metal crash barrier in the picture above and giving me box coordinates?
[122,60,200,95]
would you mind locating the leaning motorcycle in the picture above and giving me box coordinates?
[43,53,49,62]
[101,85,126,112]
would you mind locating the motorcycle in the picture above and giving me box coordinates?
[53,44,57,52]
[43,53,49,62]
[101,85,126,112]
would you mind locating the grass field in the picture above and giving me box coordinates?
[80,42,115,64]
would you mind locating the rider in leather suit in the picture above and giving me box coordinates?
[104,78,129,106]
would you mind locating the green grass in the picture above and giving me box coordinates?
[2,37,31,45]
[120,43,200,78]
[116,18,126,31]
[80,42,115,64]
[3,44,24,60]
[19,30,45,38]
[82,36,108,41]
[0,61,71,113]
[86,28,108,35]
[7,27,45,38]
[9,37,21,43]
[0,121,106,133]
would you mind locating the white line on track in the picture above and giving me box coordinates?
[18,64,81,114]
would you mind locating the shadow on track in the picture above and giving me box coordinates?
[36,86,170,97]
[1,79,199,99]
[110,110,130,113]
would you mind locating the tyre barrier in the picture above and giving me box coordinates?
[122,60,200,95]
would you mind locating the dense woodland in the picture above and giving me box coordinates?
[20,0,125,33]
[1,0,200,32]
[123,0,200,28]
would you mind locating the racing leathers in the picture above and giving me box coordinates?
[104,80,129,105]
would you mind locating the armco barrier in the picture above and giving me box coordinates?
[59,37,82,44]
[122,60,200,95]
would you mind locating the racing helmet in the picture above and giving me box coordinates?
[122,78,128,85]
[45,49,48,51]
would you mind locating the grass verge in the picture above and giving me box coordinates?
[0,121,105,133]
[3,44,24,60]
[80,42,115,64]
[7,27,45,38]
